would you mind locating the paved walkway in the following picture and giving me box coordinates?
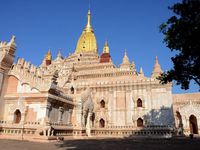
[0,137,200,150]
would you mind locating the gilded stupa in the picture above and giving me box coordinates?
[75,10,98,54]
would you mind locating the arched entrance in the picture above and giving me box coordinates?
[14,109,21,124]
[189,115,198,134]
[137,118,143,127]
[176,111,183,135]
[99,118,105,128]
[137,98,142,107]
[100,100,105,108]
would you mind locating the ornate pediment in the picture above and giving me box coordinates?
[179,101,200,118]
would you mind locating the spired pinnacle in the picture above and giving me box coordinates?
[120,49,131,69]
[8,35,16,46]
[99,40,111,63]
[103,40,110,53]
[140,67,143,74]
[10,35,16,43]
[130,61,136,71]
[151,56,163,78]
[85,9,93,32]
[53,49,63,62]
[122,49,130,65]
[46,49,52,61]
[57,49,62,58]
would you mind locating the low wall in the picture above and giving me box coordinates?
[0,121,174,141]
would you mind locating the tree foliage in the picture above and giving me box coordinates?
[159,0,200,90]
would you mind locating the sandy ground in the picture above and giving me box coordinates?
[0,137,200,150]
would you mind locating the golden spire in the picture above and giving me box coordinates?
[46,49,52,61]
[75,10,97,54]
[103,40,110,53]
[85,9,93,32]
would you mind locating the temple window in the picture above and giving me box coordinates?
[100,100,105,108]
[14,109,21,124]
[99,118,105,128]
[137,118,143,127]
[137,98,142,107]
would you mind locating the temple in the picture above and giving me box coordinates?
[0,10,199,140]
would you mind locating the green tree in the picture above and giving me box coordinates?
[159,0,200,90]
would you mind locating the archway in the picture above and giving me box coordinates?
[99,118,105,128]
[176,111,183,127]
[189,115,198,134]
[70,86,74,94]
[100,100,105,108]
[137,98,142,107]
[14,109,21,124]
[137,118,143,127]
[176,111,183,135]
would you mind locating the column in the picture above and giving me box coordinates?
[67,109,73,125]
[58,106,64,123]
[46,103,52,118]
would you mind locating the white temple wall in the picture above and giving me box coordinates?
[28,103,45,121]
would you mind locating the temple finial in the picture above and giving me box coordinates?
[103,40,109,53]
[151,56,163,78]
[46,49,52,61]
[8,35,16,46]
[155,56,158,64]
[86,9,92,31]
[140,67,143,74]
[121,49,130,67]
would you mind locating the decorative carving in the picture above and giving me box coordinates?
[9,97,26,114]
[179,101,200,119]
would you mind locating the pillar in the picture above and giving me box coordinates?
[67,109,73,125]
[58,106,64,123]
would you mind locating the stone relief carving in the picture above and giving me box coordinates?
[9,97,26,114]
[179,101,200,119]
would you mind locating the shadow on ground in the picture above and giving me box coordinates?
[55,137,200,150]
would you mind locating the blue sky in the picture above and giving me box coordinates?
[0,0,199,93]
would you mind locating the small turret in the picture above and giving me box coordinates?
[57,50,63,59]
[99,40,111,63]
[130,61,136,72]
[0,35,17,72]
[45,49,52,66]
[103,40,109,53]
[151,56,163,78]
[120,49,130,69]
[139,67,144,77]
[53,49,63,63]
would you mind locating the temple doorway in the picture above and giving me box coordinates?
[189,115,198,134]
[99,118,105,128]
[14,109,21,124]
